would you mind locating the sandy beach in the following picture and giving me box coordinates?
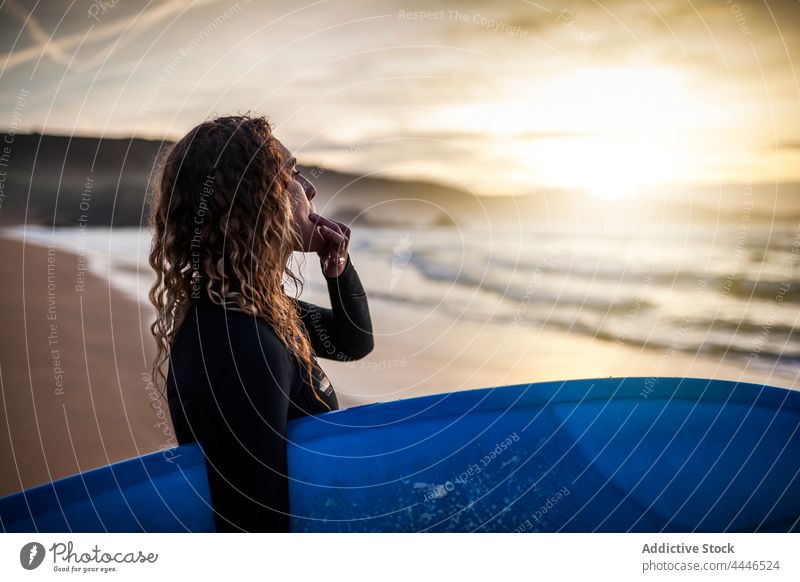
[0,237,167,497]
[0,236,796,498]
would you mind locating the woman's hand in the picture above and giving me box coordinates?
[309,212,351,278]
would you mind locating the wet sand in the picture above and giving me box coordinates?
[0,237,170,497]
[321,293,799,407]
[1,236,796,498]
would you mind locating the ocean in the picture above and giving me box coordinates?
[6,221,799,381]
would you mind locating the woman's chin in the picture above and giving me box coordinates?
[300,236,323,255]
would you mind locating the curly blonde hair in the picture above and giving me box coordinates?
[148,112,330,411]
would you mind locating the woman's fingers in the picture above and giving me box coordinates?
[311,213,350,255]
[310,213,350,275]
[335,220,351,242]
[309,212,333,229]
[310,212,349,242]
[318,225,348,275]
[319,224,346,248]
[322,215,349,239]
[321,225,348,265]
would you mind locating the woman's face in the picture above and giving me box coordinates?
[273,139,323,253]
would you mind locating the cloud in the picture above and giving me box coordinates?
[4,0,72,68]
[0,0,218,73]
[0,0,798,185]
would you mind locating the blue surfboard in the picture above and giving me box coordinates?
[2,377,799,532]
[0,441,214,532]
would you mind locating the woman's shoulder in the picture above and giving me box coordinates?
[168,295,299,403]
[182,294,287,352]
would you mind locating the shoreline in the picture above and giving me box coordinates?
[1,236,796,498]
[322,292,799,407]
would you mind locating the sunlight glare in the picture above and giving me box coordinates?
[496,66,704,198]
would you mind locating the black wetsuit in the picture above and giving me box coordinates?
[166,254,373,532]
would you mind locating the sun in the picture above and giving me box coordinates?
[517,133,680,200]
[589,183,634,201]
[575,135,679,201]
[491,66,704,199]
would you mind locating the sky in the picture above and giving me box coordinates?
[1,0,799,198]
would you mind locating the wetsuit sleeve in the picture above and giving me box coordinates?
[293,253,374,361]
[200,314,293,533]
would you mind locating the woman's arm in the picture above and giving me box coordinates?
[293,253,374,361]
[194,311,295,533]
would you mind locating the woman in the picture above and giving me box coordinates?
[148,113,374,532]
